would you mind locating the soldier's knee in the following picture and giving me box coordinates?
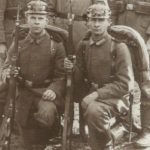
[34,101,58,128]
[84,101,112,130]
[84,102,104,123]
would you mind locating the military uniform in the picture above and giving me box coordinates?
[108,0,150,51]
[0,0,53,126]
[73,4,134,150]
[2,1,66,150]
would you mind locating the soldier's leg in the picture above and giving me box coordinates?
[135,103,150,147]
[21,101,59,150]
[135,83,150,147]
[34,100,58,129]
[83,101,116,150]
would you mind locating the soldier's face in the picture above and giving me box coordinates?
[87,18,110,35]
[26,14,48,34]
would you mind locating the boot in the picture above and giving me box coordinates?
[135,103,150,147]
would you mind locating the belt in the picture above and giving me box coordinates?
[18,76,51,88]
[55,12,85,21]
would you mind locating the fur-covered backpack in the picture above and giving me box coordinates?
[107,25,150,97]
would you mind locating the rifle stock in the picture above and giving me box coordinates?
[0,5,20,150]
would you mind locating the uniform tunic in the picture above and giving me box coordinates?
[74,33,134,149]
[3,30,66,127]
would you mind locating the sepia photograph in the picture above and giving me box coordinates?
[0,0,150,150]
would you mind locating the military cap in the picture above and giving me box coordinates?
[25,0,48,15]
[86,3,111,19]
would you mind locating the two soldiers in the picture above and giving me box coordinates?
[1,0,150,150]
[1,1,66,149]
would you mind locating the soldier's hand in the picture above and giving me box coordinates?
[42,89,56,101]
[5,65,20,78]
[81,92,99,110]
[64,57,74,70]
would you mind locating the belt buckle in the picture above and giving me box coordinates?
[126,4,134,10]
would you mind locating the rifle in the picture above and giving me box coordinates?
[62,0,75,150]
[0,5,20,150]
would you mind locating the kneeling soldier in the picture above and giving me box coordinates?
[2,0,66,149]
[64,3,134,150]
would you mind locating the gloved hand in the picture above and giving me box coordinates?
[42,89,56,101]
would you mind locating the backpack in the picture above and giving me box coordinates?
[107,25,150,97]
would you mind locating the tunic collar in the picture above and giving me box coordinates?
[89,33,110,46]
[25,30,49,44]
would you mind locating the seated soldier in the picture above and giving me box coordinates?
[1,0,66,150]
[64,3,135,150]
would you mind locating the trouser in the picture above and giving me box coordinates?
[83,100,128,150]
[19,101,59,150]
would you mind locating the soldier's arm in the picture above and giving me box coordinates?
[48,42,66,98]
[97,43,135,99]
